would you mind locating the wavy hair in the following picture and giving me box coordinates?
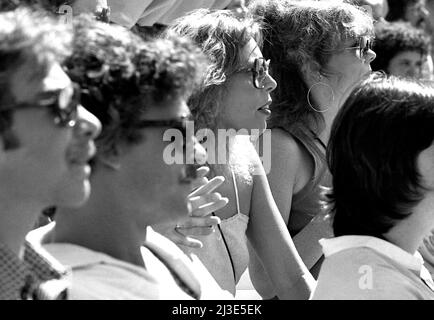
[251,0,373,136]
[166,8,262,131]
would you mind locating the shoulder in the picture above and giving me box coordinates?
[312,247,424,300]
[268,128,309,169]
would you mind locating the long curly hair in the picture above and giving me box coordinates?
[251,0,373,136]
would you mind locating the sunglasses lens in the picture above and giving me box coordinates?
[57,85,79,127]
[254,58,268,89]
[360,38,372,57]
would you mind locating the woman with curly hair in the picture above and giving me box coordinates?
[166,8,315,299]
[246,0,376,299]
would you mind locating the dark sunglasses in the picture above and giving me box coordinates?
[135,116,199,182]
[0,83,80,128]
[135,117,189,141]
[346,36,373,60]
[235,57,271,89]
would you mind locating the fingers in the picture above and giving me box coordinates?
[196,166,210,178]
[179,215,221,228]
[189,166,210,191]
[175,215,220,237]
[189,176,225,197]
[190,177,209,192]
[177,226,216,237]
[190,197,229,217]
[172,227,204,248]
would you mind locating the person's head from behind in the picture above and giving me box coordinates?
[66,16,207,224]
[251,0,375,134]
[168,9,277,133]
[372,22,432,79]
[327,74,434,241]
[386,0,429,28]
[0,8,100,209]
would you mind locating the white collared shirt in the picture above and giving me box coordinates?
[311,235,434,300]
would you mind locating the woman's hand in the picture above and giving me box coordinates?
[153,167,228,248]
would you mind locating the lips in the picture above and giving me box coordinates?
[257,100,272,117]
[66,142,96,167]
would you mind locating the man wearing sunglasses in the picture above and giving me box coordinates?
[0,8,101,300]
[29,16,231,299]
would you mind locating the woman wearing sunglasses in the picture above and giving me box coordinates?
[166,9,315,299]
[247,0,376,299]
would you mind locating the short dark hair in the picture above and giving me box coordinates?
[372,22,431,73]
[66,15,206,158]
[327,74,434,237]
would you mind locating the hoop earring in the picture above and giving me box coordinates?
[306,81,335,113]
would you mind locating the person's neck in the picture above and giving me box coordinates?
[53,174,147,268]
[317,102,339,146]
[0,195,44,257]
[384,198,434,255]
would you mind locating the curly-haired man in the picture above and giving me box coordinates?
[29,15,232,299]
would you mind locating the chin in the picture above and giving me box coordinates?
[53,180,91,208]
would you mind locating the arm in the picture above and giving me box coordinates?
[246,140,315,300]
[267,129,331,269]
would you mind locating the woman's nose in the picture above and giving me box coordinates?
[74,105,102,139]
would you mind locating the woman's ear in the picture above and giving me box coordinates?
[301,61,322,87]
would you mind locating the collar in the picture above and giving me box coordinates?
[320,236,434,291]
[320,235,423,273]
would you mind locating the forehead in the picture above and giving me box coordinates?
[9,60,71,104]
[238,38,262,66]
